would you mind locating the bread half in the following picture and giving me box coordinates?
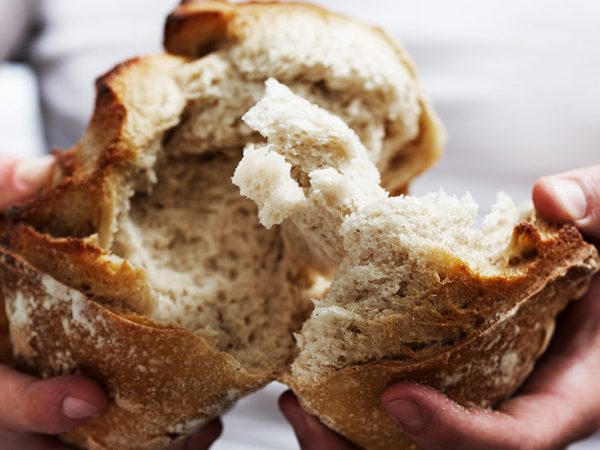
[0,1,444,449]
[233,79,600,450]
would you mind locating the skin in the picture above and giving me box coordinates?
[0,154,221,450]
[281,165,600,450]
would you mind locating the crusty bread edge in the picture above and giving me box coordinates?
[283,223,599,450]
[163,0,446,195]
[0,236,269,450]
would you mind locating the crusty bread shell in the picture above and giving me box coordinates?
[164,0,445,195]
[285,223,599,449]
[0,225,267,450]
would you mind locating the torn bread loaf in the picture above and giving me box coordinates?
[233,80,600,450]
[0,2,597,450]
[0,1,444,450]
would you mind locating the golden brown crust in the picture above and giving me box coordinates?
[0,291,11,366]
[1,224,154,315]
[286,224,599,450]
[0,247,266,450]
[164,1,340,57]
[9,55,186,242]
[0,219,10,365]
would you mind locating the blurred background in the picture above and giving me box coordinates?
[0,0,598,449]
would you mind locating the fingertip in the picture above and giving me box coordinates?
[0,155,55,209]
[532,176,581,222]
[382,383,528,450]
[279,390,308,436]
[183,418,223,450]
[22,374,107,433]
[382,383,469,446]
[382,383,443,433]
[278,390,300,413]
[532,177,553,218]
[279,390,358,449]
[203,418,224,443]
[13,155,56,193]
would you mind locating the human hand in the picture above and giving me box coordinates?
[0,154,55,209]
[280,165,600,450]
[0,364,222,450]
[0,155,223,449]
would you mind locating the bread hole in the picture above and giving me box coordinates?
[161,125,178,147]
[165,432,182,440]
[207,256,219,271]
[312,79,331,97]
[436,271,447,282]
[346,324,362,334]
[405,341,433,352]
[508,226,539,267]
[473,315,485,328]
[384,119,396,141]
[508,247,538,267]
[395,281,408,298]
[236,207,250,218]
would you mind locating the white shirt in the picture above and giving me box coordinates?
[0,1,598,449]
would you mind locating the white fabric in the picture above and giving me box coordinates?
[0,64,45,157]
[0,1,598,449]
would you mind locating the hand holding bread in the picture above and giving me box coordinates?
[0,155,221,450]
[281,165,600,450]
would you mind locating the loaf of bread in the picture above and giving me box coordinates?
[0,2,597,450]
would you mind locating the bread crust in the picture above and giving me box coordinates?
[0,234,266,450]
[285,223,599,450]
[164,0,445,194]
[9,54,187,245]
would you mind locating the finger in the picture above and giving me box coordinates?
[167,419,223,450]
[382,382,596,450]
[279,391,358,450]
[533,165,600,239]
[0,365,107,434]
[0,154,55,210]
[0,431,75,450]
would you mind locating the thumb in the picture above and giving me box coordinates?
[381,383,594,450]
[0,365,107,434]
[532,165,600,239]
[0,155,55,210]
[382,384,520,450]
